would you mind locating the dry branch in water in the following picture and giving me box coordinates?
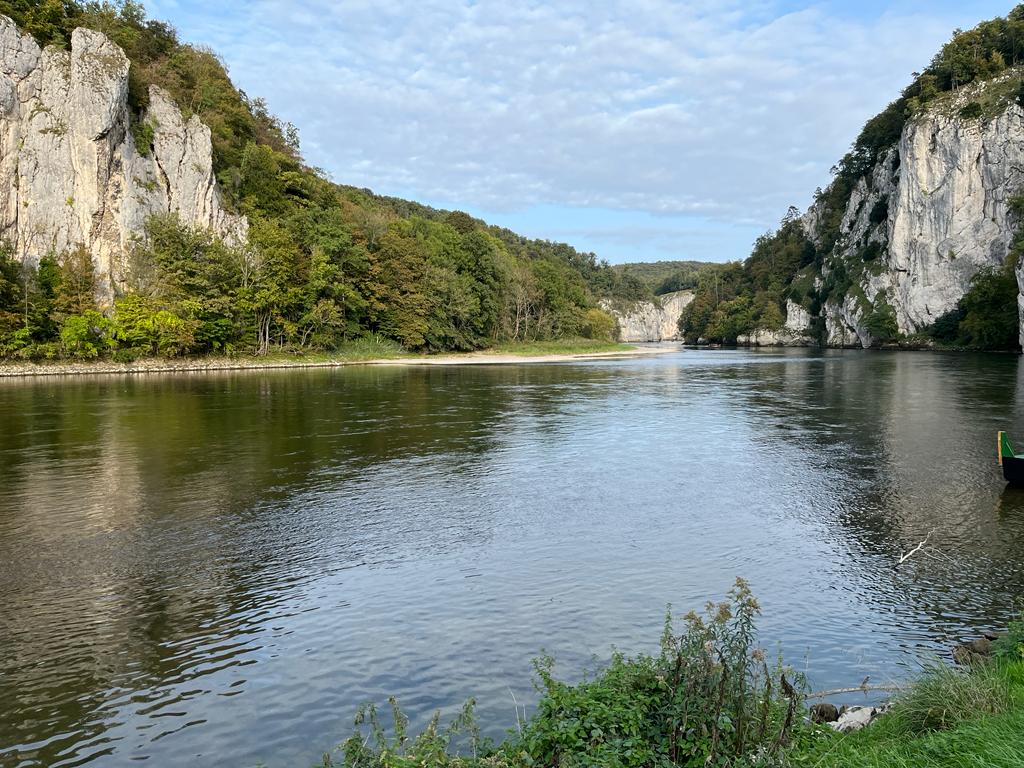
[897,531,933,565]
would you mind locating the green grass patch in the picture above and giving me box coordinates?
[485,338,635,356]
[795,661,1024,768]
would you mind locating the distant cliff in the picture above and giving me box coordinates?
[602,290,693,342]
[0,16,245,303]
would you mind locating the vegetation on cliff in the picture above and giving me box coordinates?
[0,1,644,361]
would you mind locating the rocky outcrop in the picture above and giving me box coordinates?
[736,327,813,347]
[801,73,1024,348]
[602,290,693,342]
[784,299,811,334]
[888,99,1024,333]
[0,16,245,303]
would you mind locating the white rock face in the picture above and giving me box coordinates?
[824,293,873,348]
[784,299,811,332]
[602,290,694,342]
[0,16,246,303]
[801,83,1024,347]
[736,327,813,346]
[887,104,1024,332]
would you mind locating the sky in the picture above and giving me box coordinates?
[144,0,1014,264]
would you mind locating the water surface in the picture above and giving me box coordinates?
[2,348,1024,766]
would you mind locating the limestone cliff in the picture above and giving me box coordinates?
[0,16,245,303]
[602,290,693,342]
[787,74,1024,348]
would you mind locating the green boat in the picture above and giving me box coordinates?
[998,432,1024,486]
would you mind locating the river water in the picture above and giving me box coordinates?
[2,347,1024,766]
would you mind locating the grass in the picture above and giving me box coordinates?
[794,661,1024,768]
[484,337,634,356]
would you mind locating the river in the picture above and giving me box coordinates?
[2,347,1023,766]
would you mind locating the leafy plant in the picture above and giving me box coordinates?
[331,580,805,768]
[993,609,1024,662]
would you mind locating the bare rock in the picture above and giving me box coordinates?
[953,635,996,666]
[0,14,246,304]
[809,703,839,724]
[601,290,694,342]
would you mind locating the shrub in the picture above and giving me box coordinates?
[859,242,883,262]
[868,197,889,225]
[332,580,805,768]
[863,301,899,344]
[928,307,966,343]
[959,101,984,120]
[580,308,617,340]
[993,610,1024,662]
[113,294,196,357]
[59,310,113,358]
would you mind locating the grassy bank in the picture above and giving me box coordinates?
[319,589,1024,768]
[796,661,1024,768]
[485,338,635,355]
[0,338,641,377]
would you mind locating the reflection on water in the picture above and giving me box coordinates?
[2,349,1024,766]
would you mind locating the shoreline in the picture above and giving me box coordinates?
[0,343,677,379]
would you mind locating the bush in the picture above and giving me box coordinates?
[113,294,197,357]
[863,301,899,345]
[59,310,113,358]
[993,610,1024,662]
[868,197,889,225]
[928,307,966,343]
[859,242,883,263]
[332,580,805,768]
[580,308,617,341]
[957,264,1019,350]
[959,101,984,120]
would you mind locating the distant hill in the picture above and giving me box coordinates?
[612,260,718,296]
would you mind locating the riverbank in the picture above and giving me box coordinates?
[321,596,1024,768]
[798,658,1024,768]
[0,339,674,378]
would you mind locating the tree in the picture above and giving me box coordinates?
[957,264,1019,349]
[53,245,98,319]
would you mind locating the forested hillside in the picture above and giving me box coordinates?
[0,1,641,361]
[610,260,713,297]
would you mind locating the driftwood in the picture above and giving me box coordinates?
[806,676,906,699]
[897,531,932,565]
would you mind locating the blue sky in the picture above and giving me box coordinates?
[144,0,1013,263]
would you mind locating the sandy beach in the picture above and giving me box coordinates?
[0,344,678,378]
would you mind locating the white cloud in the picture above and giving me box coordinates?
[148,1,1008,239]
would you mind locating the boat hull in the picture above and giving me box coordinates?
[1002,455,1024,486]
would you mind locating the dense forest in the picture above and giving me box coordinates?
[0,0,644,361]
[610,260,713,297]
[678,5,1024,349]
